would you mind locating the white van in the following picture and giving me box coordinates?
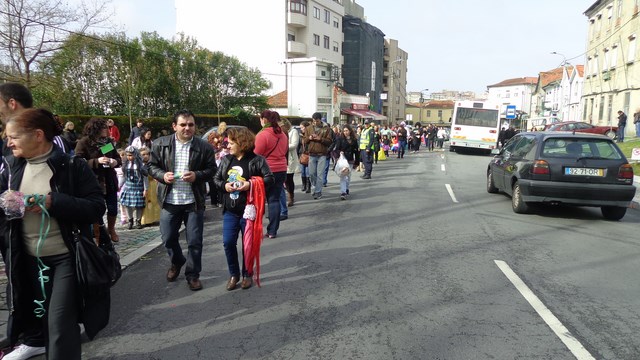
[528,116,561,131]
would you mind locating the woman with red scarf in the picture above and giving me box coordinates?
[213,127,274,291]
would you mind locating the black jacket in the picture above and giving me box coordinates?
[213,152,275,195]
[334,136,359,163]
[0,149,106,346]
[148,134,217,211]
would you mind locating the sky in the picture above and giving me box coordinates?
[106,0,592,96]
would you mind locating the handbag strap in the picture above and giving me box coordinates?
[262,135,281,159]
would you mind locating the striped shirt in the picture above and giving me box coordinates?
[165,136,195,205]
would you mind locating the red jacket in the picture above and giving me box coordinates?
[254,126,288,173]
[109,125,121,142]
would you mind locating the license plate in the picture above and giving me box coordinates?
[564,167,604,176]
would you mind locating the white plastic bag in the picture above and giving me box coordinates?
[334,153,350,177]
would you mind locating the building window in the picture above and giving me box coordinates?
[332,41,339,52]
[324,36,330,49]
[313,34,320,46]
[313,6,320,19]
[438,110,443,119]
[611,44,619,69]
[427,110,431,117]
[598,95,605,120]
[628,34,636,63]
[617,0,623,19]
[604,48,610,70]
[333,16,339,28]
[288,33,295,41]
[324,9,330,24]
[289,0,307,15]
[583,99,588,121]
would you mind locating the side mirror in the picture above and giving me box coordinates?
[491,148,501,155]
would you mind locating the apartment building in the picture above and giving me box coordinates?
[583,0,640,132]
[175,0,345,118]
[382,39,408,124]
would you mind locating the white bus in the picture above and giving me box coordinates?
[449,100,501,153]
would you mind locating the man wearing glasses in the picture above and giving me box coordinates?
[149,109,217,291]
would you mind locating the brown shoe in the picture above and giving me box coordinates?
[226,276,239,291]
[187,278,202,291]
[241,277,253,290]
[166,263,183,282]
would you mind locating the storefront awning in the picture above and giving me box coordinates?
[340,108,387,121]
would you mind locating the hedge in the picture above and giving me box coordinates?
[58,113,313,148]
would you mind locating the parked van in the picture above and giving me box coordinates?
[528,116,561,131]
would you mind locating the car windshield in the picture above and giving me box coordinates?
[541,138,623,160]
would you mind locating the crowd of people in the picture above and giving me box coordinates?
[0,81,450,359]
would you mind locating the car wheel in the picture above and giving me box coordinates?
[449,146,456,152]
[601,206,627,221]
[511,181,530,214]
[605,130,616,139]
[487,169,498,193]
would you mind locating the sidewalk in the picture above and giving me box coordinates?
[0,215,180,351]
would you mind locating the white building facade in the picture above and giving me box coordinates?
[486,77,537,118]
[175,0,345,117]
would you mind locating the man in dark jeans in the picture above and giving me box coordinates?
[617,110,627,142]
[149,109,216,291]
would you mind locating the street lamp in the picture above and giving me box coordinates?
[419,88,428,123]
[388,59,404,123]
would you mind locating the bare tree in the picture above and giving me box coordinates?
[0,0,112,86]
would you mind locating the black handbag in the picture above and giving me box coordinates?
[68,156,122,291]
[72,225,122,291]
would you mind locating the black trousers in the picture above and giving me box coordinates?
[26,253,81,360]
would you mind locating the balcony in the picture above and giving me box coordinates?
[288,12,307,28]
[287,41,307,56]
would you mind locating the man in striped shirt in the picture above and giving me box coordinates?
[149,109,217,291]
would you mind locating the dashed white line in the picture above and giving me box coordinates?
[494,260,596,360]
[441,164,446,172]
[445,184,458,203]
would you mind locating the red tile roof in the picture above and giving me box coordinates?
[538,67,564,88]
[268,90,287,108]
[487,77,538,88]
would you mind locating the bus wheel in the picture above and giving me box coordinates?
[449,146,456,152]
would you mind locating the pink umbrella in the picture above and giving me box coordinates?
[243,176,266,287]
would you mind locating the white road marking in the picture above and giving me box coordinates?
[441,164,446,172]
[494,260,596,360]
[445,184,458,203]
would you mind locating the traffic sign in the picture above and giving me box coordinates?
[506,105,517,119]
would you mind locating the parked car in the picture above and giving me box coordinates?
[201,124,248,141]
[544,121,618,139]
[486,132,636,220]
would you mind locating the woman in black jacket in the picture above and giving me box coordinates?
[333,125,359,200]
[0,108,106,360]
[213,127,274,291]
[75,117,122,242]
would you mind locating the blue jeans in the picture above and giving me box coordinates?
[398,140,407,157]
[279,188,287,217]
[340,168,352,194]
[300,164,309,177]
[266,171,286,236]
[160,203,204,280]
[636,122,640,137]
[618,125,625,142]
[308,155,326,195]
[222,211,248,277]
[323,155,331,186]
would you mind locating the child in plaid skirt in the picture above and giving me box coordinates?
[120,146,148,229]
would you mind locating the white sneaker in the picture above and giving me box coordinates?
[3,344,46,360]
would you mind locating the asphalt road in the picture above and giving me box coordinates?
[79,148,640,360]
